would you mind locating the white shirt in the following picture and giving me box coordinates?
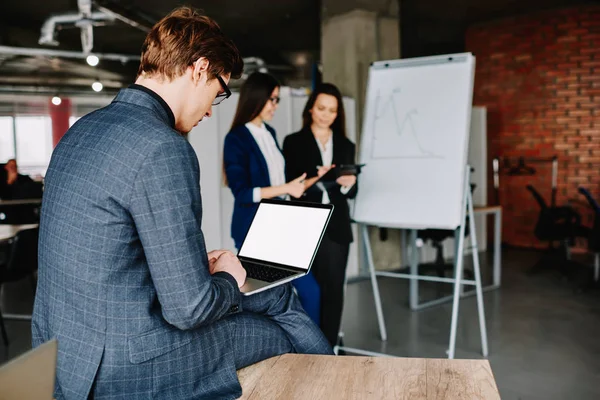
[313,134,353,204]
[246,122,286,203]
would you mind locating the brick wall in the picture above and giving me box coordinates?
[466,6,600,248]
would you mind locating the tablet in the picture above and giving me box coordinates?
[337,164,365,176]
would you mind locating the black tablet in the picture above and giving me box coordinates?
[337,164,365,176]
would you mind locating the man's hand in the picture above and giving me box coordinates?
[208,249,232,272]
[209,251,246,288]
[207,249,233,261]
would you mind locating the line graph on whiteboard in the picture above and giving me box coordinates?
[370,89,443,160]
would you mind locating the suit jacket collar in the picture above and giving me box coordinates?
[303,126,344,166]
[113,85,176,129]
[240,124,278,185]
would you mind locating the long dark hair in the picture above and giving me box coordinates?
[224,72,280,186]
[230,72,280,129]
[302,83,347,137]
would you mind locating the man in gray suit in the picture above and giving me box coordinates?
[32,7,331,399]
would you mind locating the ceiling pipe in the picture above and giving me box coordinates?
[39,0,116,54]
[0,85,119,96]
[0,45,139,64]
[38,11,115,46]
[92,0,151,32]
[0,76,122,88]
[0,46,279,74]
[39,11,113,47]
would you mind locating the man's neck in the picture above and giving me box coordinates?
[135,75,184,123]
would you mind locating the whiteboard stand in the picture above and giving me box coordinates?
[337,167,489,359]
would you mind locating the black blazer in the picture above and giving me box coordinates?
[283,128,358,244]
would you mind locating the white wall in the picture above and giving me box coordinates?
[187,88,361,276]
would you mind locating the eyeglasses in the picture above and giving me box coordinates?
[213,75,232,106]
[269,96,281,105]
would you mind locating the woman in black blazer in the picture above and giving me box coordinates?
[283,83,357,347]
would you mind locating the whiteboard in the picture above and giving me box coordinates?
[353,53,475,230]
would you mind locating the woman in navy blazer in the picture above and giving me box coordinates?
[223,72,323,325]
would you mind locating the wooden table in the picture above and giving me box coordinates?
[0,224,38,242]
[237,354,500,400]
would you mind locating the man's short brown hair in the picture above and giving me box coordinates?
[138,7,243,81]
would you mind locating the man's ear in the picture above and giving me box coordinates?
[192,57,210,84]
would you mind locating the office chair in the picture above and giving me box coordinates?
[410,184,477,280]
[526,184,587,276]
[575,187,600,292]
[0,227,39,346]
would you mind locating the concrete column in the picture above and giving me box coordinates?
[321,2,400,143]
[321,1,402,272]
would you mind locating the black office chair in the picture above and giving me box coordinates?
[0,227,39,346]
[575,187,600,292]
[526,184,587,276]
[411,184,476,279]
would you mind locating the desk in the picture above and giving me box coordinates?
[237,354,500,400]
[0,199,42,224]
[0,199,42,206]
[0,224,38,242]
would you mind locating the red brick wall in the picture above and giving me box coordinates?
[466,6,600,248]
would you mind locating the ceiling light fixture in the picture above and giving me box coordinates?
[86,54,99,66]
[51,96,62,105]
[92,81,103,92]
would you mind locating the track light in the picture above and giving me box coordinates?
[92,81,103,92]
[86,54,99,66]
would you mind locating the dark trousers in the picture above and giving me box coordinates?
[311,234,350,347]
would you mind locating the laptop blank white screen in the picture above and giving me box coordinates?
[238,202,331,269]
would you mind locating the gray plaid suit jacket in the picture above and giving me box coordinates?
[32,87,331,399]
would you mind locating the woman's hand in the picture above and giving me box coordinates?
[286,173,307,198]
[317,164,335,178]
[336,175,356,188]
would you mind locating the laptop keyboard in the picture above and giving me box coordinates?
[243,261,297,283]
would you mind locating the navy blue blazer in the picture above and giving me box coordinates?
[223,124,282,249]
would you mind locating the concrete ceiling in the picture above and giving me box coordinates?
[0,0,597,95]
[401,0,599,57]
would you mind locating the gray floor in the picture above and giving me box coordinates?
[1,249,600,399]
[340,249,600,400]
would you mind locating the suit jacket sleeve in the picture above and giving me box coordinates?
[130,137,241,330]
[224,131,255,205]
[283,135,303,181]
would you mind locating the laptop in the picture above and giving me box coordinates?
[0,339,57,400]
[238,199,334,295]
